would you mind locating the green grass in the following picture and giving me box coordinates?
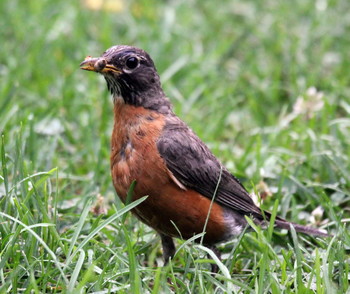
[1,0,349,292]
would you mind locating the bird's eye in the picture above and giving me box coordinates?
[125,57,139,70]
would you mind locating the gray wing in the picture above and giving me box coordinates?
[157,116,262,216]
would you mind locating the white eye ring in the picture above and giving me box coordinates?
[124,57,139,73]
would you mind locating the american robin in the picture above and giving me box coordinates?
[80,45,329,266]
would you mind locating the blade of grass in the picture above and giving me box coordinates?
[200,166,223,245]
[68,249,86,293]
[322,236,337,294]
[290,225,307,293]
[1,134,9,197]
[151,267,162,294]
[122,180,137,223]
[196,244,234,294]
[65,196,148,267]
[0,212,69,285]
[66,197,93,259]
[123,225,141,294]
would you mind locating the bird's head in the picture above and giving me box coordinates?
[80,45,170,112]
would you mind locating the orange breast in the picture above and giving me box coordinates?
[110,101,228,244]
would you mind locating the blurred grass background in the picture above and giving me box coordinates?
[0,0,349,293]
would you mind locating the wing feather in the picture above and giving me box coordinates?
[157,116,262,216]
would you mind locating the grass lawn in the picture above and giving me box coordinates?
[1,0,349,293]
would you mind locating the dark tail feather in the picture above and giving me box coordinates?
[260,210,331,237]
[274,218,330,237]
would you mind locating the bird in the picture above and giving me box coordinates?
[80,45,329,268]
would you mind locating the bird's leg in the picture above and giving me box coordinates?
[160,234,176,265]
[208,245,221,273]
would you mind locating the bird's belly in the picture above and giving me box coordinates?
[136,188,238,244]
[112,150,241,244]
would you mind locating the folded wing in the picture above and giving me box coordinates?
[157,116,262,216]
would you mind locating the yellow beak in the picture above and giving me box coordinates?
[80,57,121,74]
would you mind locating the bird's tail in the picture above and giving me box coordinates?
[260,210,330,237]
[274,217,330,237]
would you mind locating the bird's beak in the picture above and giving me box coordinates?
[80,57,122,74]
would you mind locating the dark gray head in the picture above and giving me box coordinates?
[80,45,171,113]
